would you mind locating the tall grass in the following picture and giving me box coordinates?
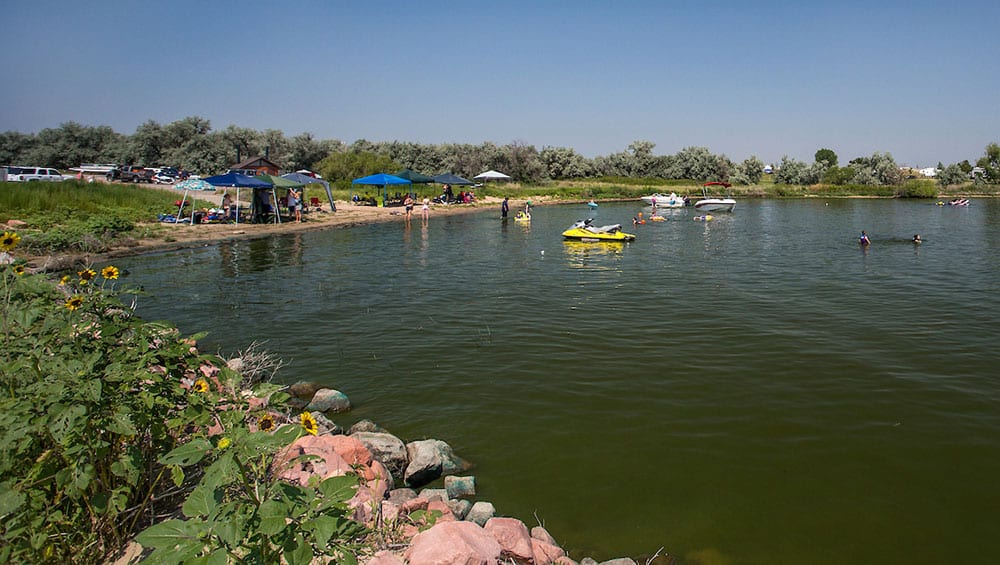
[1,181,217,253]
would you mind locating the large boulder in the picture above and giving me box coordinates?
[404,521,502,565]
[405,439,471,487]
[464,501,496,526]
[404,441,443,487]
[306,388,352,413]
[532,539,568,565]
[348,419,389,434]
[445,475,476,499]
[272,435,354,486]
[352,431,408,479]
[484,517,533,563]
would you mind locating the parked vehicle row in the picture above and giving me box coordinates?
[3,166,67,182]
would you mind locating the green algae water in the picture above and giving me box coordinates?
[116,199,1000,564]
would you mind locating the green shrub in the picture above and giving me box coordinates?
[0,231,364,563]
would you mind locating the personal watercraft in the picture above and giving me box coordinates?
[561,219,636,242]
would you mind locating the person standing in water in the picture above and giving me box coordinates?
[421,196,430,221]
[859,230,871,246]
[501,196,509,219]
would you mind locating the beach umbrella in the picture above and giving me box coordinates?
[174,178,214,191]
[474,170,512,181]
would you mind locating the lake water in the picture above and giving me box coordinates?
[115,199,1000,564]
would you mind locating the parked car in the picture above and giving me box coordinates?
[153,172,177,185]
[107,165,154,183]
[4,166,66,182]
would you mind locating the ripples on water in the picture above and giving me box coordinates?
[119,200,1000,564]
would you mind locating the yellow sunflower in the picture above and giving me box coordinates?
[258,414,276,432]
[78,268,96,284]
[192,378,209,393]
[64,296,84,311]
[101,265,120,280]
[14,265,25,276]
[300,412,318,436]
[217,437,231,450]
[59,275,71,285]
[1,231,20,251]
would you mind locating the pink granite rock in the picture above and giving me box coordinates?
[405,521,503,565]
[427,499,457,522]
[328,434,373,467]
[273,434,354,486]
[531,538,567,565]
[484,517,534,562]
[531,525,559,546]
[554,556,578,565]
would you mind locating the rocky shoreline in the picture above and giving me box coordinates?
[270,381,653,565]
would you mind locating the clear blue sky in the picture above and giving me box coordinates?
[2,0,997,167]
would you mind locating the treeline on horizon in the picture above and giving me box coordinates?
[1,117,997,188]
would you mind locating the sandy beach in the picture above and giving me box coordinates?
[33,187,536,269]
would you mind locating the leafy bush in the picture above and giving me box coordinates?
[0,231,364,563]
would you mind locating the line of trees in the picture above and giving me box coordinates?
[1,118,996,187]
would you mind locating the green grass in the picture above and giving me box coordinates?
[1,181,218,253]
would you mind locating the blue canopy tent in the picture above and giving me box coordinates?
[351,173,412,207]
[282,172,336,212]
[202,172,275,224]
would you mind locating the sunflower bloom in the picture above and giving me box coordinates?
[1,231,20,251]
[14,265,25,276]
[300,412,318,436]
[192,378,209,393]
[258,414,276,433]
[59,275,71,285]
[217,437,231,450]
[101,265,120,280]
[65,296,84,311]
[78,268,96,283]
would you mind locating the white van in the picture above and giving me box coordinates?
[5,166,65,182]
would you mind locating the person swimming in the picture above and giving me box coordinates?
[912,234,922,244]
[859,230,871,246]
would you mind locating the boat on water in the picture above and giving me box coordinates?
[640,192,686,207]
[562,219,636,242]
[69,163,119,174]
[694,182,736,212]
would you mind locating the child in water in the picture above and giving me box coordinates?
[859,231,871,245]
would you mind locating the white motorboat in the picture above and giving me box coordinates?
[640,192,686,207]
[69,163,118,174]
[694,182,736,212]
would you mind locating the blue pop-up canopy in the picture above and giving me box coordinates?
[352,173,412,206]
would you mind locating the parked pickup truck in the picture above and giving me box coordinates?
[107,166,154,183]
[4,166,66,182]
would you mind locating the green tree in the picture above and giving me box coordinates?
[731,155,764,185]
[814,148,838,167]
[976,142,1000,183]
[314,150,400,187]
[540,146,592,179]
[937,163,968,188]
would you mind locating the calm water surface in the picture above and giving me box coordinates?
[116,200,1000,564]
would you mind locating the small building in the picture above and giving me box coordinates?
[763,165,774,174]
[227,156,280,177]
[919,167,938,178]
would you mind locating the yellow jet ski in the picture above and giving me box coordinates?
[514,211,531,222]
[561,219,636,242]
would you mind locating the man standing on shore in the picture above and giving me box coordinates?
[501,196,509,219]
